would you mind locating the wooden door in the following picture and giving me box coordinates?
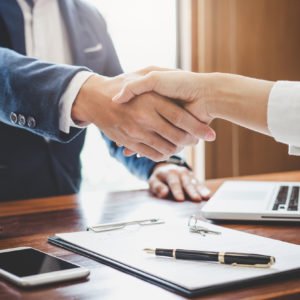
[191,0,300,178]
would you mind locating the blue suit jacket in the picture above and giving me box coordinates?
[0,0,157,200]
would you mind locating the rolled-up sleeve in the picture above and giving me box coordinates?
[268,81,300,155]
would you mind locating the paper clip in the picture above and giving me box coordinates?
[87,218,165,233]
[188,215,221,236]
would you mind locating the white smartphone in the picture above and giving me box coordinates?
[0,247,90,287]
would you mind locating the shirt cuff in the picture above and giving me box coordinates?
[289,145,300,156]
[59,71,94,134]
[268,81,300,153]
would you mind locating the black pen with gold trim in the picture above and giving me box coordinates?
[143,248,275,268]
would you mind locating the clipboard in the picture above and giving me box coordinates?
[48,218,300,298]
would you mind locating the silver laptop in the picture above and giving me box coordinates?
[202,181,300,222]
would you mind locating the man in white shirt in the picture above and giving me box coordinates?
[0,0,211,201]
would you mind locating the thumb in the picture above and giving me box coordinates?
[112,74,156,103]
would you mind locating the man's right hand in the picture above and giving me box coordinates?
[71,71,215,161]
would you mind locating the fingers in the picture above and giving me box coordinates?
[156,100,216,141]
[150,115,199,146]
[123,148,136,156]
[181,174,211,201]
[123,142,167,162]
[117,123,183,161]
[197,185,211,200]
[137,66,174,76]
[149,178,169,198]
[113,74,156,103]
[181,174,202,202]
[166,172,185,201]
[137,132,180,160]
[122,138,177,162]
[149,164,211,202]
[113,70,200,104]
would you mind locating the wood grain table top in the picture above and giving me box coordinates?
[0,171,300,299]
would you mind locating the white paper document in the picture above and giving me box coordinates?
[55,220,300,291]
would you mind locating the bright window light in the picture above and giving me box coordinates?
[81,0,177,192]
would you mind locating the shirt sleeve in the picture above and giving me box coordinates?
[267,81,300,154]
[59,71,94,134]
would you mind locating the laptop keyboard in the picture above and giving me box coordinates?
[288,186,299,211]
[273,185,299,211]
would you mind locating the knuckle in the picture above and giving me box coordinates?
[169,169,179,176]
[146,66,158,73]
[119,125,130,138]
[125,126,139,140]
[174,132,192,146]
[169,132,183,145]
[148,70,159,79]
[179,169,189,176]
[169,170,180,177]
[135,113,147,125]
[122,126,133,137]
[146,71,159,86]
[169,110,183,126]
[138,66,159,76]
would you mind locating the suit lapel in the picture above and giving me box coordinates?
[0,0,26,54]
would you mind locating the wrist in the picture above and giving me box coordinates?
[206,73,274,134]
[191,72,226,122]
[151,157,192,175]
[205,73,238,119]
[151,162,169,174]
[71,74,108,125]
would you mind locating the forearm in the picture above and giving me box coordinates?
[207,73,274,135]
[0,48,89,141]
[113,69,273,136]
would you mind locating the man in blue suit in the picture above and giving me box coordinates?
[0,0,210,201]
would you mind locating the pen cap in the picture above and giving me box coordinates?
[224,252,273,265]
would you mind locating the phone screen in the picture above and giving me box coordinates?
[0,248,79,277]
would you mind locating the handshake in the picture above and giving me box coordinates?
[72,66,273,161]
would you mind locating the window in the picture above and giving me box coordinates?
[81,0,177,192]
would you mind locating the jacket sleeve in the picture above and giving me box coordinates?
[101,133,156,180]
[0,47,89,142]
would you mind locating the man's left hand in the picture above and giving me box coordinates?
[148,164,211,202]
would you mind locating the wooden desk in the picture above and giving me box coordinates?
[0,171,299,299]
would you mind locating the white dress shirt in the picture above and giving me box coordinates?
[17,0,93,134]
[268,81,300,155]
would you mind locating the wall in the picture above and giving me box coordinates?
[192,0,300,178]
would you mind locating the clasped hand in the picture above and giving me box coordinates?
[73,67,215,162]
[111,67,216,158]
[72,67,213,201]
